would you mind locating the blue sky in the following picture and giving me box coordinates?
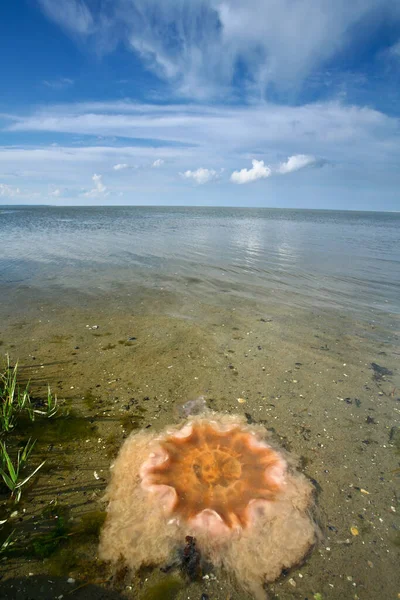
[0,0,400,209]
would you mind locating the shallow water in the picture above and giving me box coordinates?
[1,206,399,323]
[0,206,399,600]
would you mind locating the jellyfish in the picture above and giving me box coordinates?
[99,413,317,598]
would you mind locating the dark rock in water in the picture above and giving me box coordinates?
[180,536,201,581]
[365,415,377,425]
[260,318,273,323]
[128,336,137,341]
[245,412,256,424]
[310,477,323,495]
[366,415,377,425]
[371,362,393,380]
[201,595,210,600]
[389,426,400,451]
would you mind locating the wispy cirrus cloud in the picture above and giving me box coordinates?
[43,77,74,89]
[35,0,400,100]
[4,100,399,166]
[37,0,93,35]
[1,98,399,203]
[388,39,400,58]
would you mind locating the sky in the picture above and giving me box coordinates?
[0,0,400,209]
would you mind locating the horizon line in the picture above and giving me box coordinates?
[0,204,399,214]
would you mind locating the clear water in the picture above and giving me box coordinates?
[1,206,399,322]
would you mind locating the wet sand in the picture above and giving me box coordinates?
[0,285,399,600]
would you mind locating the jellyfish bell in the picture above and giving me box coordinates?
[100,413,317,599]
[140,421,288,536]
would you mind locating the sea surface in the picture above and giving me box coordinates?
[1,206,399,324]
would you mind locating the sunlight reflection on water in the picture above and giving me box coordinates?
[0,206,399,321]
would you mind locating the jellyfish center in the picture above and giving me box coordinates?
[141,423,287,530]
[192,448,242,488]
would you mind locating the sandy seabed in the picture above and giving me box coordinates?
[0,286,399,600]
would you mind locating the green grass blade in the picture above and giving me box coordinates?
[1,443,17,482]
[15,460,46,489]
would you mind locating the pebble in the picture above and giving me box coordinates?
[94,471,100,480]
[67,578,75,584]
[237,398,246,404]
[288,578,296,587]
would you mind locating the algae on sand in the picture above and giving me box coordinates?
[141,575,183,600]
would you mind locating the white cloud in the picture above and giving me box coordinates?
[43,77,74,89]
[83,173,108,197]
[0,183,20,197]
[49,188,61,197]
[277,155,317,175]
[388,40,400,58]
[113,163,128,170]
[152,159,164,168]
[35,0,400,99]
[180,168,219,185]
[1,100,400,182]
[6,100,396,165]
[231,160,271,184]
[37,0,93,35]
[230,155,319,183]
[1,98,399,203]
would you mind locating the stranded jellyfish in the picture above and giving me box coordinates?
[140,421,286,534]
[100,414,317,598]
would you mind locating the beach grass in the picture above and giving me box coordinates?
[0,356,58,506]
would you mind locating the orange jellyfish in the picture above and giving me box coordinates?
[100,413,316,599]
[140,421,287,535]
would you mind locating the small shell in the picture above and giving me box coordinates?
[350,526,359,536]
[237,398,246,404]
[360,488,370,495]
